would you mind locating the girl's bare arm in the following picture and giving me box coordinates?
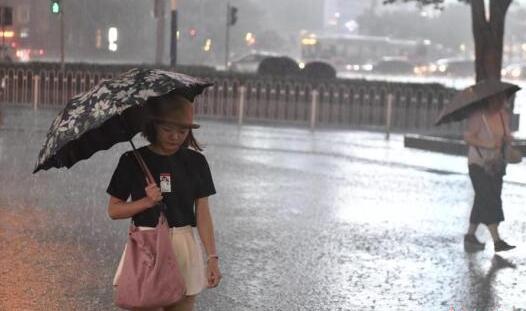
[107,183,162,219]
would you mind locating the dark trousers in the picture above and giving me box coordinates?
[468,164,504,225]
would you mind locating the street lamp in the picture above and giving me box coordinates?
[170,0,178,67]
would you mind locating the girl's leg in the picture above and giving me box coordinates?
[488,223,516,251]
[467,223,479,235]
[468,165,487,230]
[487,223,501,242]
[164,295,196,311]
[464,222,485,250]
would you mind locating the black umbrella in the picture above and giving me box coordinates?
[435,79,520,126]
[33,68,212,174]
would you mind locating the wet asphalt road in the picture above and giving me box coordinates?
[1,105,526,311]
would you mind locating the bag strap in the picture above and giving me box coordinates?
[475,146,484,159]
[475,113,490,159]
[499,111,509,156]
[499,111,510,139]
[481,113,493,139]
[128,139,167,223]
[478,112,507,157]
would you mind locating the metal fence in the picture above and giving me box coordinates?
[0,65,462,135]
[192,76,461,134]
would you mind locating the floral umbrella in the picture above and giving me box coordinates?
[33,68,212,174]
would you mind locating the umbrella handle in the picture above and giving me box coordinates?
[129,140,156,185]
[133,150,156,185]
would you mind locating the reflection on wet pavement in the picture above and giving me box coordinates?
[0,105,525,310]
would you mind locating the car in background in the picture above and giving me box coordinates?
[371,57,415,75]
[439,58,474,76]
[228,51,281,73]
[502,63,526,80]
[301,61,336,79]
[413,57,475,77]
[257,56,302,77]
[434,58,474,76]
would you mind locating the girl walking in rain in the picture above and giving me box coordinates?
[107,92,222,310]
[463,93,516,252]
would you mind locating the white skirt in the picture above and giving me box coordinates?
[113,226,207,296]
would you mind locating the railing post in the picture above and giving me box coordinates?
[310,89,318,130]
[238,85,246,126]
[385,93,393,140]
[33,75,40,111]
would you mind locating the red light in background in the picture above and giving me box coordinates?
[39,49,44,56]
[15,49,31,62]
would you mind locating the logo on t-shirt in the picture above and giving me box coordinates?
[160,173,172,193]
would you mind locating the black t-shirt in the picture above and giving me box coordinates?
[106,146,216,227]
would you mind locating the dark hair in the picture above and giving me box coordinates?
[141,92,203,151]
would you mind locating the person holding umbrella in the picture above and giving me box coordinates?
[33,68,221,310]
[436,80,520,252]
[107,91,221,310]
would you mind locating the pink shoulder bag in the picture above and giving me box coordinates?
[114,147,186,309]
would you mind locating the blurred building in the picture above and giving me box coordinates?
[323,0,370,33]
[264,0,325,33]
[1,0,157,64]
[0,0,41,62]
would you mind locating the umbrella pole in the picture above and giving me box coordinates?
[128,140,155,185]
[128,140,166,215]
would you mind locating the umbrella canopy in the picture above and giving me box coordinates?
[435,80,520,126]
[33,68,212,173]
